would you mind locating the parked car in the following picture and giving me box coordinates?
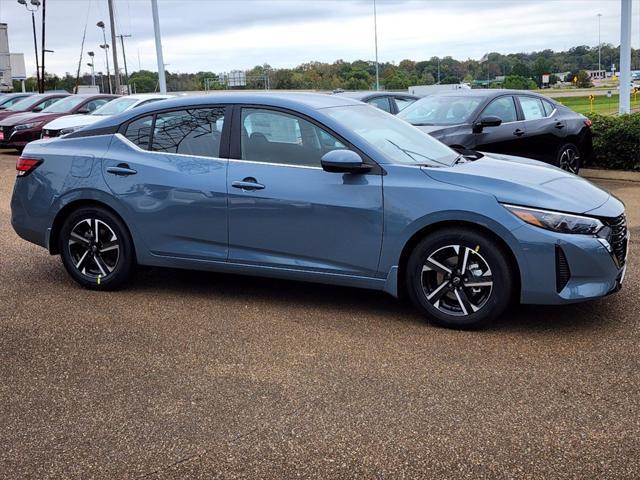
[333,91,418,114]
[11,94,627,329]
[0,94,117,150]
[0,93,34,110]
[0,93,69,124]
[397,90,593,173]
[42,93,175,138]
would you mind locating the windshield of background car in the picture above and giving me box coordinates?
[41,96,86,113]
[6,96,44,111]
[324,105,459,167]
[397,95,484,125]
[92,97,138,115]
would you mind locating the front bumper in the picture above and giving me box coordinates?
[515,219,628,305]
[0,126,44,148]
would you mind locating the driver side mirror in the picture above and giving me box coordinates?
[32,106,43,112]
[472,116,502,133]
[321,150,371,174]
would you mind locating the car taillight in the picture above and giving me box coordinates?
[16,156,42,177]
[584,119,593,128]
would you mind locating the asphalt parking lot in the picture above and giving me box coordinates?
[0,150,638,479]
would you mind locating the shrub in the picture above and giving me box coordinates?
[589,113,640,170]
[502,75,537,90]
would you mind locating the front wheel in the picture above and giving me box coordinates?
[59,206,134,290]
[405,228,514,329]
[556,143,581,174]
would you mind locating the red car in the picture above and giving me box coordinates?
[0,93,68,123]
[0,94,118,150]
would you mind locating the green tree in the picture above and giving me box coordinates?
[503,75,537,90]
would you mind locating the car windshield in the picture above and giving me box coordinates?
[92,97,138,115]
[324,105,459,167]
[41,96,86,113]
[6,96,44,111]
[398,95,484,126]
[0,96,27,108]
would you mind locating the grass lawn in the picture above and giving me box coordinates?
[556,94,640,116]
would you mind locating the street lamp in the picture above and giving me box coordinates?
[97,21,112,93]
[17,0,42,93]
[87,50,95,87]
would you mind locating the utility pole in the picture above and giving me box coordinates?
[17,0,41,93]
[151,0,167,93]
[597,13,602,72]
[107,0,121,94]
[97,21,111,93]
[87,51,95,86]
[117,34,132,93]
[40,0,46,92]
[619,0,631,114]
[373,0,380,90]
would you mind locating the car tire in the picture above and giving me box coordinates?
[405,228,514,329]
[556,143,581,174]
[59,206,134,290]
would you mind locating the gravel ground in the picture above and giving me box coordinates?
[0,151,638,479]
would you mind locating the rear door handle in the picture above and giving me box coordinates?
[513,129,525,137]
[554,122,565,129]
[106,163,137,176]
[232,177,265,191]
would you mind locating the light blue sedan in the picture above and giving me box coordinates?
[11,93,628,328]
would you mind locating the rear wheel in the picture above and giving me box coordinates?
[59,207,134,290]
[405,228,514,329]
[556,143,581,174]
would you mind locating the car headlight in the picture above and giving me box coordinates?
[14,121,44,130]
[503,204,604,235]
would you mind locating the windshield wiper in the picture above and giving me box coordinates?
[385,139,451,167]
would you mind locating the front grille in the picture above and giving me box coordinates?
[604,214,628,267]
[555,246,571,292]
[2,126,13,140]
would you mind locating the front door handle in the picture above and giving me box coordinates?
[232,177,265,191]
[554,122,565,129]
[513,128,525,137]
[106,163,137,176]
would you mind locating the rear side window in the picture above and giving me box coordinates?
[151,107,225,158]
[394,96,416,111]
[542,100,556,117]
[481,96,517,123]
[124,115,153,149]
[519,96,546,120]
[367,96,392,113]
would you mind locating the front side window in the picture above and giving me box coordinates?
[151,108,225,158]
[481,96,517,123]
[519,96,546,120]
[367,96,392,113]
[325,105,458,167]
[124,115,153,148]
[542,99,556,117]
[241,108,346,167]
[398,95,483,125]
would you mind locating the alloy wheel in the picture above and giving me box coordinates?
[67,218,120,279]
[420,244,493,317]
[558,146,580,173]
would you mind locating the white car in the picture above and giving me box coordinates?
[41,94,174,138]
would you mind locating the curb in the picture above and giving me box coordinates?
[581,168,640,183]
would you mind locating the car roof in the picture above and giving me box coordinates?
[334,91,417,100]
[124,93,175,101]
[427,89,554,100]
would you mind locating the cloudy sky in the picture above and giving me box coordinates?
[0,0,637,76]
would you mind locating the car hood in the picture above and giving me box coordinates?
[414,124,464,136]
[0,109,27,122]
[0,112,62,127]
[423,153,610,214]
[44,114,102,130]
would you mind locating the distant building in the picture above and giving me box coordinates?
[588,70,607,80]
[0,23,26,92]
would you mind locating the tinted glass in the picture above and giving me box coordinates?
[398,95,483,125]
[41,96,86,113]
[93,97,138,115]
[481,96,517,123]
[124,115,153,149]
[542,99,556,116]
[519,96,546,120]
[151,108,225,158]
[394,97,416,111]
[367,96,392,113]
[325,105,458,167]
[241,108,346,167]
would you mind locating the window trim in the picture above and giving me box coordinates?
[475,94,521,125]
[229,104,384,175]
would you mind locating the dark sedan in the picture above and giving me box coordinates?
[397,90,592,173]
[333,91,418,114]
[0,94,117,150]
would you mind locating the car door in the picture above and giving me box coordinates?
[226,106,383,277]
[516,95,567,161]
[103,106,229,261]
[472,95,527,156]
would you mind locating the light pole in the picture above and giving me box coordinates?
[151,0,167,94]
[619,0,631,114]
[373,0,380,91]
[107,0,121,94]
[117,34,131,94]
[97,71,104,93]
[17,0,41,93]
[97,21,112,93]
[597,13,602,73]
[87,51,95,86]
